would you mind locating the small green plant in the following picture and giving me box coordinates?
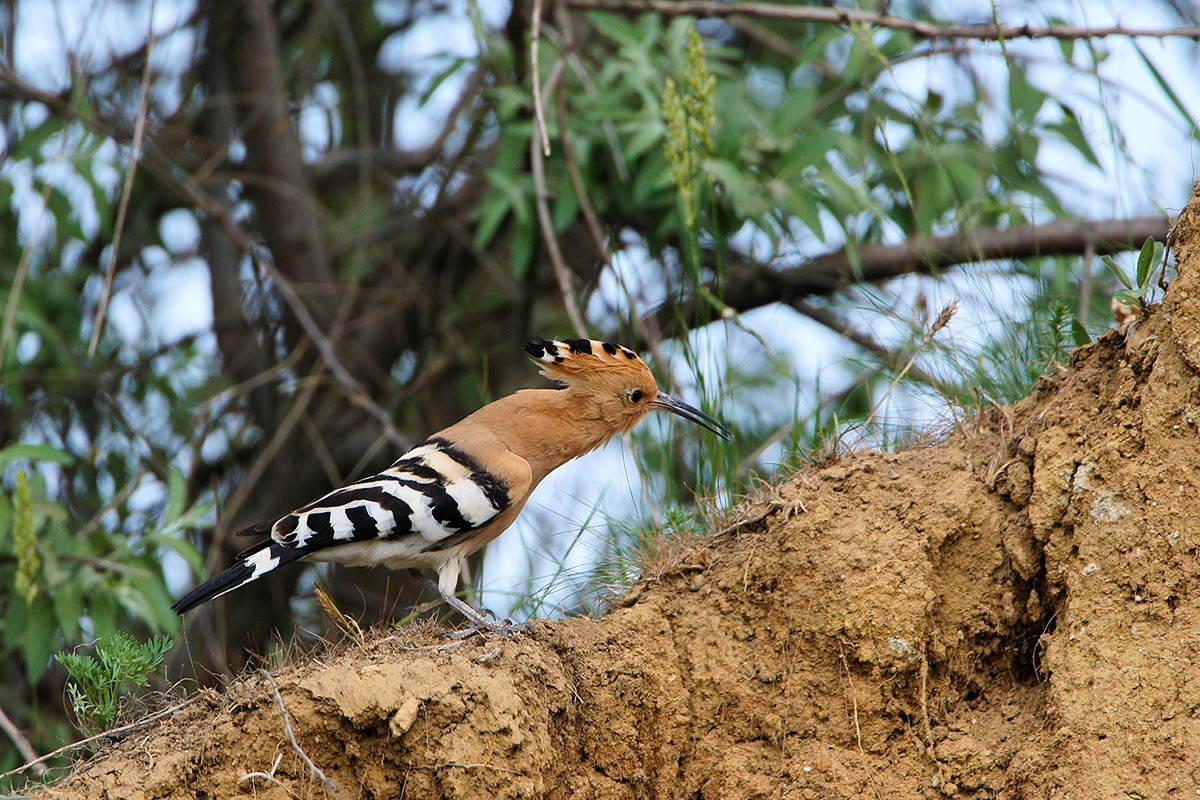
[1103,235,1160,310]
[54,633,172,736]
[12,470,40,606]
[662,27,716,235]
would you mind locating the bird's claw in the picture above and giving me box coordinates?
[439,616,532,640]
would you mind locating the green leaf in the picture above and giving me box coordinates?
[1114,288,1149,306]
[419,56,470,107]
[707,158,768,218]
[165,467,186,523]
[551,177,580,232]
[473,188,510,250]
[1071,320,1091,347]
[10,116,66,163]
[1132,42,1199,144]
[1052,105,1100,167]
[787,185,825,242]
[53,579,84,642]
[144,529,204,574]
[1008,63,1046,122]
[89,590,117,642]
[510,218,535,278]
[1136,236,1156,289]
[137,576,180,634]
[0,443,73,467]
[20,594,56,684]
[1101,255,1133,290]
[43,184,85,242]
[588,11,649,50]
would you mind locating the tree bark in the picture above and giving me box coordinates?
[646,213,1172,337]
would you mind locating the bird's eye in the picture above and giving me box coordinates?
[628,389,644,403]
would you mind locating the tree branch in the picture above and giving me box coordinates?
[309,69,483,189]
[647,214,1172,335]
[791,300,943,390]
[0,704,44,778]
[531,59,588,337]
[562,0,1200,41]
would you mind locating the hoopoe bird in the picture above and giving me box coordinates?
[173,337,731,634]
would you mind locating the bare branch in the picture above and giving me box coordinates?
[257,669,345,800]
[0,705,44,778]
[89,1,157,357]
[554,4,613,266]
[562,0,1200,41]
[648,214,1173,335]
[531,0,551,157]
[791,300,942,389]
[0,696,205,782]
[310,69,483,189]
[531,60,589,337]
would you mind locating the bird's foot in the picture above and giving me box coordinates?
[438,602,532,639]
[439,616,532,640]
[409,570,533,639]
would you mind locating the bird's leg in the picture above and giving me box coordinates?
[407,570,526,638]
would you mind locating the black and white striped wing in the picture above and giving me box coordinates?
[170,437,518,615]
[270,436,513,552]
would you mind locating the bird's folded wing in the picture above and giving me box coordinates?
[265,436,527,553]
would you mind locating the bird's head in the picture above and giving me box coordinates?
[524,337,732,440]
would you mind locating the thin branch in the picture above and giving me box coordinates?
[531,0,551,156]
[562,0,1200,41]
[0,168,54,367]
[71,468,146,541]
[554,3,612,266]
[530,60,588,337]
[258,669,344,800]
[89,0,157,357]
[0,39,404,448]
[238,753,302,799]
[0,696,203,782]
[791,300,942,389]
[254,254,405,447]
[311,68,481,190]
[647,214,1172,336]
[0,705,45,778]
[850,302,957,448]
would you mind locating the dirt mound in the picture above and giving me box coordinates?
[30,191,1200,799]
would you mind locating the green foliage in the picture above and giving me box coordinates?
[1104,236,1162,309]
[54,633,172,736]
[662,28,716,232]
[12,471,40,606]
[0,74,212,764]
[0,449,202,691]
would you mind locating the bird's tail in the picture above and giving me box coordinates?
[172,539,308,615]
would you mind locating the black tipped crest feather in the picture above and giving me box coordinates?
[524,337,644,368]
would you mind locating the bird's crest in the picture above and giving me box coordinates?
[524,337,645,384]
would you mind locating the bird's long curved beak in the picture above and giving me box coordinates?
[651,393,733,440]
